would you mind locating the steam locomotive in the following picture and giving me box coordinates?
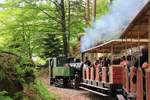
[48,57,83,88]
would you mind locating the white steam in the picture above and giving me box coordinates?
[81,0,149,52]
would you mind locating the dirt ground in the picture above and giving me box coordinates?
[45,85,107,100]
[39,71,117,100]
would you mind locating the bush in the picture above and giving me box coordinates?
[0,52,36,99]
[23,68,35,84]
[0,52,54,100]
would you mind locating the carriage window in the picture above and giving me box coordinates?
[56,56,67,67]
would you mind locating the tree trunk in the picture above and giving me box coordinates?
[68,0,71,56]
[87,0,90,23]
[28,31,32,62]
[85,0,90,25]
[60,0,68,57]
[93,0,96,21]
[148,12,150,64]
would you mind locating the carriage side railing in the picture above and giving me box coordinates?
[82,64,150,100]
[123,66,150,100]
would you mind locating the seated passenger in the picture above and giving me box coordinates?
[102,57,107,67]
[83,57,91,68]
[99,57,102,64]
[134,47,149,99]
[134,47,148,72]
[95,59,99,65]
[127,55,133,72]
[113,56,120,65]
[120,56,128,67]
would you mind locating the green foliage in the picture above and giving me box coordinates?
[0,95,12,100]
[33,80,56,100]
[66,0,85,47]
[23,67,35,84]
[0,70,6,80]
[96,0,110,17]
[14,92,23,100]
[14,63,36,84]
[42,34,63,57]
[0,0,110,58]
[0,91,12,100]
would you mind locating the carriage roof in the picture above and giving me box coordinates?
[84,39,149,53]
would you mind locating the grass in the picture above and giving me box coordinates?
[23,68,57,100]
[33,80,57,100]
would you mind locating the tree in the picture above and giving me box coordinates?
[59,0,68,57]
[0,0,109,59]
[42,34,63,57]
[41,0,85,57]
[0,0,86,59]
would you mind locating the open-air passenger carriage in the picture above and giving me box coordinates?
[80,1,150,100]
